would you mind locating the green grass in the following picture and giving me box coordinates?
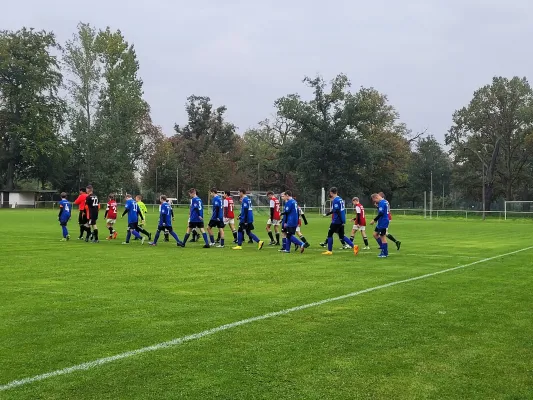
[1,210,532,399]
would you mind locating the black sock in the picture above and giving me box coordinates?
[164,233,169,240]
[183,233,190,244]
[268,231,274,241]
[300,236,308,244]
[93,229,99,241]
[340,239,346,245]
[216,232,221,242]
[79,226,84,238]
[86,227,91,239]
[108,227,113,235]
[363,237,369,246]
[387,233,397,243]
[232,231,237,240]
[350,236,354,241]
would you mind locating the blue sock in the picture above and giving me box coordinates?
[209,235,214,243]
[202,233,209,245]
[383,243,388,256]
[170,231,180,243]
[282,237,288,251]
[250,233,260,243]
[285,237,291,252]
[220,238,225,246]
[327,237,333,252]
[126,231,131,243]
[343,236,354,247]
[132,230,142,239]
[153,230,161,244]
[290,235,304,247]
[183,233,190,244]
[238,232,243,245]
[62,226,68,238]
[376,237,382,247]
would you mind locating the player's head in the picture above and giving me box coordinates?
[224,190,231,197]
[210,188,217,196]
[285,190,292,198]
[371,193,382,204]
[329,187,338,198]
[109,193,115,200]
[239,189,246,198]
[60,192,67,199]
[378,192,386,199]
[160,194,167,203]
[125,193,132,200]
[135,194,142,201]
[352,197,359,205]
[267,191,274,197]
[188,188,197,197]
[86,185,93,194]
[79,187,86,194]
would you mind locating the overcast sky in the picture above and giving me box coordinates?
[2,0,532,141]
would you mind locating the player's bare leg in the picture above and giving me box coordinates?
[266,222,276,245]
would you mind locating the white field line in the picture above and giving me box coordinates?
[1,246,532,392]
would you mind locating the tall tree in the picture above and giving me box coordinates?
[0,28,65,189]
[446,77,533,209]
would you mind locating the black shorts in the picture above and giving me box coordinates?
[328,223,345,238]
[208,220,225,229]
[128,222,138,230]
[158,225,173,232]
[285,226,297,235]
[238,222,255,232]
[189,221,204,229]
[78,211,88,225]
[87,213,98,225]
[374,227,387,236]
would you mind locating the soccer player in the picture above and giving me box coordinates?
[370,193,390,257]
[207,188,225,247]
[378,191,401,250]
[74,188,89,240]
[294,201,310,249]
[350,197,370,250]
[266,191,281,245]
[149,195,183,246]
[58,192,71,241]
[322,187,358,256]
[104,194,119,240]
[85,185,100,243]
[223,191,237,243]
[121,194,145,244]
[181,188,210,248]
[163,199,174,242]
[134,195,151,241]
[232,189,264,250]
[280,191,305,253]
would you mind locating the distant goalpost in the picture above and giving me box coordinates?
[504,201,533,220]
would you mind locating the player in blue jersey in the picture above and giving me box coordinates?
[58,192,71,241]
[280,191,306,253]
[232,189,264,250]
[149,195,183,246]
[322,187,358,256]
[181,188,210,248]
[207,188,225,247]
[379,191,401,250]
[370,193,390,257]
[120,194,145,244]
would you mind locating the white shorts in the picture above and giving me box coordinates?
[267,219,280,226]
[106,219,116,225]
[296,226,301,233]
[352,225,366,232]
[224,218,235,225]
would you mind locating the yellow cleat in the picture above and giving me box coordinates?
[232,246,243,250]
[258,240,264,250]
[353,245,359,256]
[321,251,333,255]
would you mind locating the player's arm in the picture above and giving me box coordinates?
[104,203,109,219]
[74,195,83,206]
[301,212,308,225]
[372,207,385,224]
[269,200,275,220]
[121,206,129,217]
[137,208,144,221]
[242,202,249,223]
[223,199,228,218]
[58,205,63,219]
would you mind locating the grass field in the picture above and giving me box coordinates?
[1,209,532,399]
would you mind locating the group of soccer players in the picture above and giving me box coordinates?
[58,185,401,257]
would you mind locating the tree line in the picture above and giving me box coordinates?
[2,23,533,210]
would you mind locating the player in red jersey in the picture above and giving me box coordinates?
[350,197,370,250]
[378,192,401,250]
[74,187,89,240]
[104,194,119,240]
[223,191,238,243]
[266,191,281,245]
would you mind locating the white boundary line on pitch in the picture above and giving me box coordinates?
[1,246,532,392]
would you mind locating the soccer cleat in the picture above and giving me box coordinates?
[232,245,243,250]
[216,244,225,248]
[396,241,402,251]
[60,238,67,242]
[66,235,70,241]
[248,239,254,244]
[210,242,216,247]
[268,241,277,246]
[177,241,185,247]
[258,240,264,250]
[378,254,388,258]
[363,246,371,250]
[203,244,210,249]
[278,249,289,253]
[275,242,280,246]
[106,236,111,240]
[113,231,118,239]
[141,237,145,245]
[342,244,351,250]
[300,246,305,254]
[149,242,156,246]
[92,240,100,243]
[121,242,130,245]
[319,242,326,247]
[321,251,333,255]
[353,244,359,256]
[303,242,310,248]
